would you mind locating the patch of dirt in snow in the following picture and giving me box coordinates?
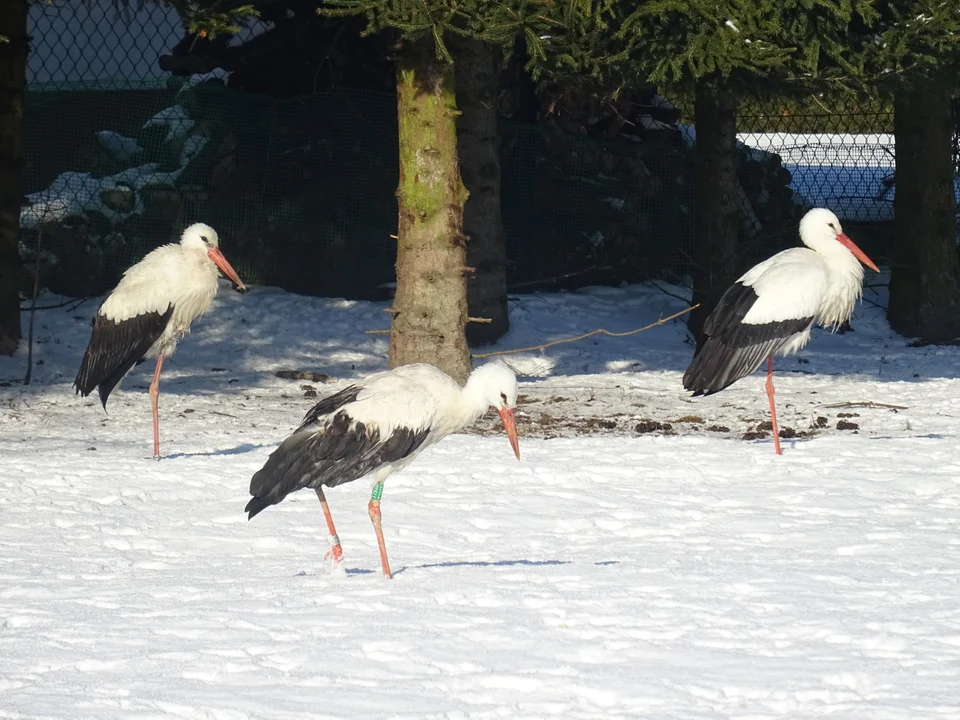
[467,385,901,446]
[0,280,952,457]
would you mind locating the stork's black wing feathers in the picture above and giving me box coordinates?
[297,385,362,430]
[74,304,173,409]
[684,282,813,395]
[701,282,759,341]
[245,411,431,520]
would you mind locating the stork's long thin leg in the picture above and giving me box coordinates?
[765,355,782,456]
[315,487,343,565]
[368,483,392,579]
[148,354,165,461]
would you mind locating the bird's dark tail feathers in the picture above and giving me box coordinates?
[684,333,785,397]
[244,496,269,520]
[74,306,173,410]
[246,431,320,520]
[682,337,726,396]
[74,349,130,410]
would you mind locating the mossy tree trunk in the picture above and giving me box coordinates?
[452,36,509,346]
[389,38,471,383]
[0,0,27,355]
[688,79,740,338]
[887,80,960,342]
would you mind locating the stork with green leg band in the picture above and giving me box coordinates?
[368,482,390,577]
[244,361,521,579]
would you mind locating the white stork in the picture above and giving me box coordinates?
[245,360,521,579]
[683,207,880,455]
[74,222,246,459]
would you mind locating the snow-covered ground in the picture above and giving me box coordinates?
[3,280,960,718]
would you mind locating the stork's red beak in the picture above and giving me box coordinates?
[208,247,247,290]
[497,407,520,460]
[837,233,880,273]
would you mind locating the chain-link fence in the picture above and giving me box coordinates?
[22,0,914,300]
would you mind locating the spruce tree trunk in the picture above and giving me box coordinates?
[887,81,960,342]
[389,38,471,383]
[452,36,509,346]
[0,0,27,356]
[688,80,740,338]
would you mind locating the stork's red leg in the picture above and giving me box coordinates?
[148,354,165,461]
[765,355,782,456]
[368,483,392,579]
[315,487,343,565]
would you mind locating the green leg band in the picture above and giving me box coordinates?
[371,483,384,501]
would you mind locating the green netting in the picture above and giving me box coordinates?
[22,85,402,298]
[500,121,696,288]
[23,1,929,301]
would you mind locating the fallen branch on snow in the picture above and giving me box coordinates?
[819,401,908,410]
[471,304,699,359]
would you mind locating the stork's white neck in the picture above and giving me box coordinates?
[817,245,865,330]
[457,374,497,428]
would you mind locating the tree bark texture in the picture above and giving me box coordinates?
[0,0,26,355]
[452,36,509,346]
[389,38,471,384]
[887,81,960,342]
[688,80,740,337]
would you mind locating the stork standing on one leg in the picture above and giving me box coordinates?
[682,208,880,455]
[245,360,521,579]
[74,223,246,460]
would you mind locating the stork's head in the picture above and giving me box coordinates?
[466,359,520,460]
[180,222,247,291]
[799,208,880,272]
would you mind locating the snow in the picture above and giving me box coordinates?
[143,105,196,144]
[21,104,207,230]
[95,131,144,165]
[3,278,960,718]
[179,135,210,167]
[20,165,182,230]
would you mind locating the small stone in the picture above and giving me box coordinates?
[635,420,664,434]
